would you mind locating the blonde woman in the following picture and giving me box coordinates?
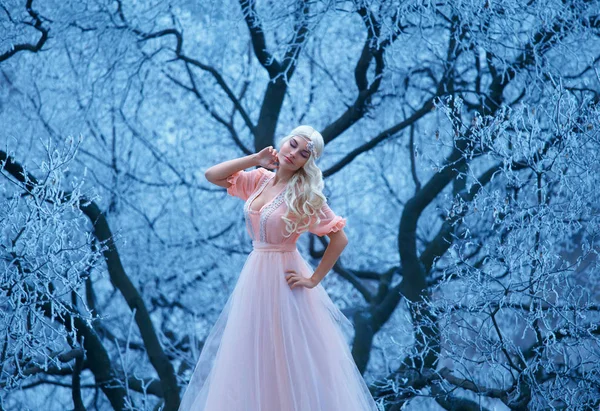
[179,126,379,411]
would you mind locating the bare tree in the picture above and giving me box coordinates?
[1,0,599,409]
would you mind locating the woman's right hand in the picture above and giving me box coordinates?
[255,146,280,170]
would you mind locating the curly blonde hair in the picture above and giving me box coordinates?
[279,126,328,237]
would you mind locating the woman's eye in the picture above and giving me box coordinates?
[291,141,297,147]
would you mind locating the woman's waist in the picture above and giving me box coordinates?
[252,241,298,252]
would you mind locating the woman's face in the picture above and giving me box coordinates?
[278,136,311,170]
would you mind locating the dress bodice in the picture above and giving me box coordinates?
[243,173,295,244]
[226,168,346,244]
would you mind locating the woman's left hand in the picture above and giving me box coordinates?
[285,270,317,289]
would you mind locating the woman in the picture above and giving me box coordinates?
[179,125,379,411]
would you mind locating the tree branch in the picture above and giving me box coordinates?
[0,0,49,63]
[238,0,281,77]
[320,6,389,145]
[116,1,257,138]
[0,150,181,410]
[324,98,435,176]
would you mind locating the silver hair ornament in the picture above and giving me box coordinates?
[298,135,319,159]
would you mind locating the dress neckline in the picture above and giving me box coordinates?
[248,174,288,214]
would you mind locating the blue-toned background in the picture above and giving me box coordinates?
[1,0,599,409]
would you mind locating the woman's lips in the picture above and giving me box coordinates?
[284,155,293,164]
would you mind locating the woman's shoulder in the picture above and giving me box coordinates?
[259,168,275,180]
[246,167,272,179]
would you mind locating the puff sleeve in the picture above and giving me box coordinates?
[226,168,266,201]
[308,203,347,237]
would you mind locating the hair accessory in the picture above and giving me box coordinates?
[298,135,319,159]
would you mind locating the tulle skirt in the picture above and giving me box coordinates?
[178,241,379,411]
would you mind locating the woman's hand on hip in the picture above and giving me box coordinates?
[285,270,317,289]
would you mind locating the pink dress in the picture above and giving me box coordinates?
[179,167,379,411]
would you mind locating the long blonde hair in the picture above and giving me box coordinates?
[279,126,327,237]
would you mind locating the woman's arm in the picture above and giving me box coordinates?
[205,154,259,188]
[310,229,348,285]
[286,229,348,290]
[205,147,278,188]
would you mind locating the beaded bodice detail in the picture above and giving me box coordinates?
[243,174,288,242]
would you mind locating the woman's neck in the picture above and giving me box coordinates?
[272,169,294,186]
